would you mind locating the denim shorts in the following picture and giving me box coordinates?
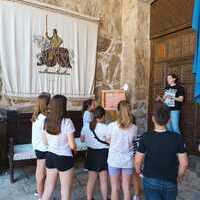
[108,165,133,176]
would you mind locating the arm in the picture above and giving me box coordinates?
[45,32,51,40]
[175,86,185,102]
[67,133,77,152]
[135,152,145,174]
[156,94,167,102]
[105,124,112,144]
[80,134,85,142]
[177,153,188,181]
[175,96,184,102]
[42,131,48,146]
[106,136,111,144]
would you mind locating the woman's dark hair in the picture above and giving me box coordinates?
[90,106,105,131]
[168,73,179,83]
[82,99,94,114]
[45,95,67,135]
[153,102,170,126]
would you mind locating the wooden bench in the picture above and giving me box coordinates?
[8,138,87,183]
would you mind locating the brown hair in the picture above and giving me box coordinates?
[31,94,50,122]
[153,102,170,126]
[168,73,179,83]
[82,99,94,114]
[117,100,133,129]
[45,95,67,135]
[90,106,105,131]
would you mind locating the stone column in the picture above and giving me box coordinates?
[121,0,151,134]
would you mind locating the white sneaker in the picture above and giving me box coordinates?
[132,195,142,200]
[34,192,38,197]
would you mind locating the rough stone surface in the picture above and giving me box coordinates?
[0,156,200,200]
[121,0,151,134]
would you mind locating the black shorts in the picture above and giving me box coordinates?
[85,148,108,172]
[46,152,74,172]
[35,150,47,160]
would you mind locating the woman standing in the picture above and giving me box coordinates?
[157,73,185,134]
[80,99,96,143]
[82,106,109,200]
[42,95,77,200]
[107,100,138,200]
[32,93,50,199]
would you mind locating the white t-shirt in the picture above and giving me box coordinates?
[107,121,138,168]
[81,111,93,136]
[46,118,75,156]
[82,122,109,149]
[32,113,47,152]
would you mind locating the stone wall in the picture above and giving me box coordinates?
[122,0,151,134]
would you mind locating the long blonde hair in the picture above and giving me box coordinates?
[117,100,133,129]
[31,94,50,122]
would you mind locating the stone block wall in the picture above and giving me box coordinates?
[121,0,151,134]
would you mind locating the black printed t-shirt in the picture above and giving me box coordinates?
[137,131,186,184]
[164,85,185,110]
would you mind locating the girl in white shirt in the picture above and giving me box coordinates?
[107,100,138,200]
[42,95,77,200]
[32,93,50,200]
[80,99,96,143]
[82,106,109,200]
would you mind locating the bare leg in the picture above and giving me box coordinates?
[36,159,46,198]
[59,168,74,200]
[110,174,120,200]
[87,171,98,200]
[42,168,58,200]
[122,172,132,200]
[133,173,142,196]
[99,170,108,200]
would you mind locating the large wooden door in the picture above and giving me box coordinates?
[149,0,200,154]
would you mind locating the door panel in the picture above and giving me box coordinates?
[149,29,200,155]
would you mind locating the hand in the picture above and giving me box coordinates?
[177,169,188,183]
[165,95,174,100]
[72,149,77,157]
[177,175,184,183]
[135,167,141,175]
[156,96,162,101]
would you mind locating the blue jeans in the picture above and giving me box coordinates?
[167,110,181,134]
[143,177,177,200]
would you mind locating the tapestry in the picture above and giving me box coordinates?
[0,0,98,98]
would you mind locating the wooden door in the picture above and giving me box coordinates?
[149,0,200,154]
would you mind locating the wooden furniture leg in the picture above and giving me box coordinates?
[8,138,14,183]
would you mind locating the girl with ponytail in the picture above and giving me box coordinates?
[107,100,138,200]
[80,99,96,143]
[83,106,109,200]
